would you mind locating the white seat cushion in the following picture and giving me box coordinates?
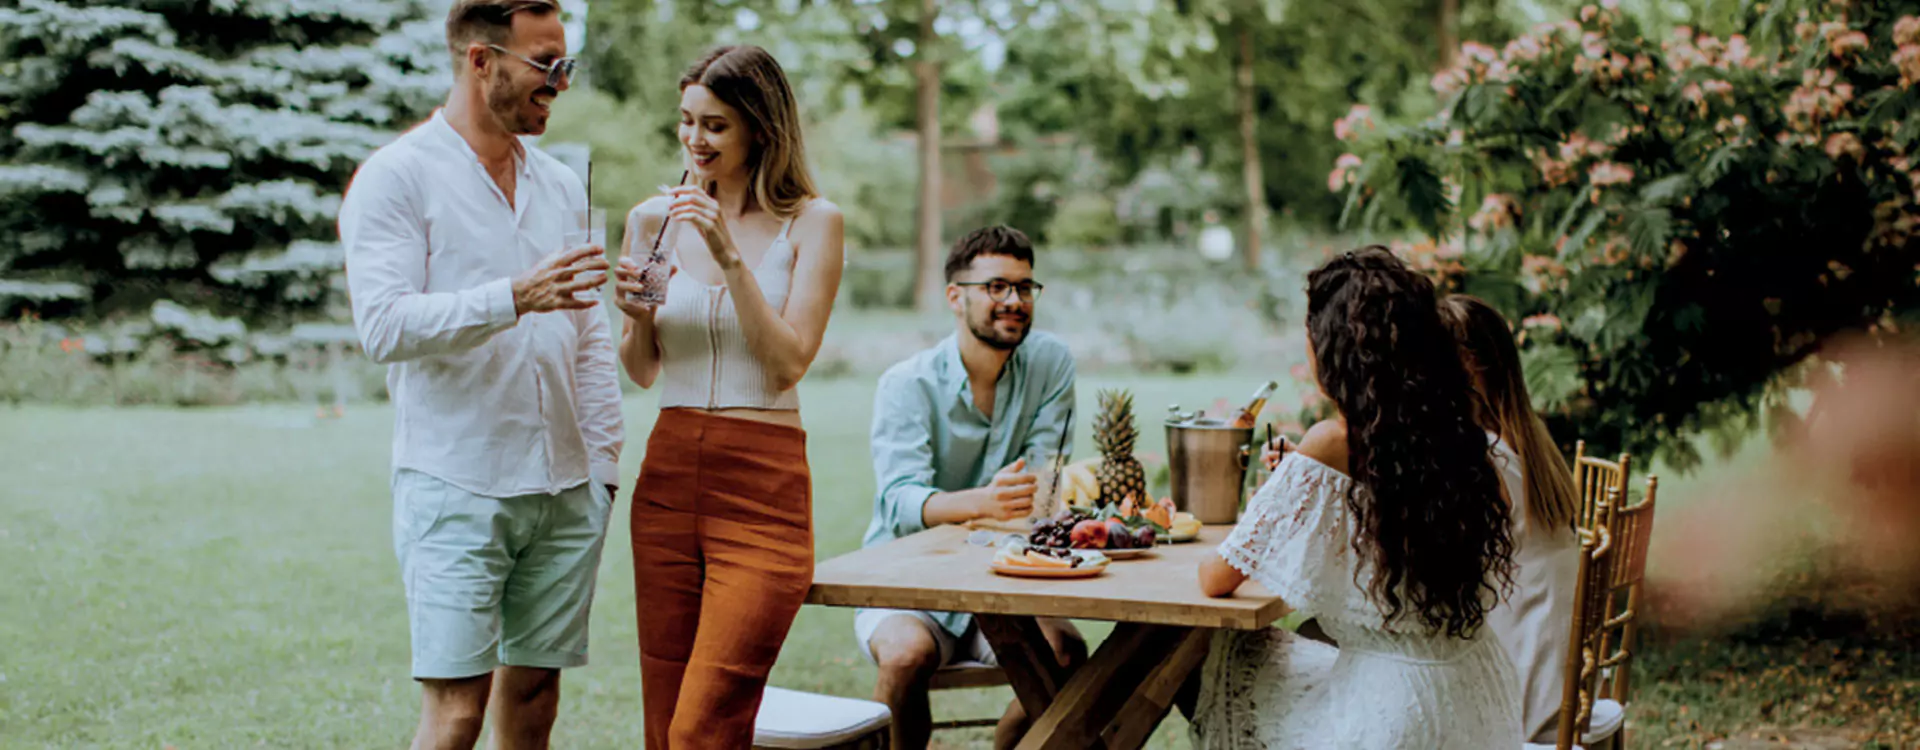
[752,686,892,749]
[1582,699,1625,744]
[1523,743,1581,750]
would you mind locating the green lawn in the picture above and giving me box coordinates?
[4,374,1912,748]
[0,374,1268,748]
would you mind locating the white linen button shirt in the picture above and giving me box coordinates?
[339,110,623,498]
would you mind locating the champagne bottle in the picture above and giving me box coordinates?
[1230,380,1279,428]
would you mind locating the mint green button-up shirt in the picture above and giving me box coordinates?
[862,331,1077,637]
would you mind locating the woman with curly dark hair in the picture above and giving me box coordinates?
[1190,247,1522,748]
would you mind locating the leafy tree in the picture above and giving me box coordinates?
[998,0,1504,260]
[1340,0,1920,469]
[0,0,445,326]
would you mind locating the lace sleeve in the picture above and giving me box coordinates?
[1215,454,1369,624]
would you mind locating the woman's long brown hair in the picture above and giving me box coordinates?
[680,45,817,220]
[1308,249,1514,637]
[1439,294,1580,532]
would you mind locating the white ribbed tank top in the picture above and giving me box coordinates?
[653,210,803,411]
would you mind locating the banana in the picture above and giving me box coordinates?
[1063,463,1099,506]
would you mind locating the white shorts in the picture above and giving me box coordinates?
[853,609,998,668]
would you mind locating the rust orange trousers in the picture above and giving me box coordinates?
[630,409,814,750]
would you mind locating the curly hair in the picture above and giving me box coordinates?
[1306,246,1515,638]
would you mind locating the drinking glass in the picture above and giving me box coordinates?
[1027,446,1062,521]
[622,209,673,306]
[565,208,607,302]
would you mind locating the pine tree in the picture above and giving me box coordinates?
[0,0,447,328]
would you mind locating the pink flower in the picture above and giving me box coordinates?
[1521,314,1564,332]
[1504,36,1543,63]
[1332,104,1375,141]
[1468,194,1518,232]
[1520,255,1568,294]
[1824,132,1864,162]
[1896,45,1920,88]
[1589,161,1635,186]
[1830,30,1869,59]
[1896,16,1920,47]
[1581,32,1607,59]
[1461,41,1498,66]
[1726,35,1752,67]
[1327,154,1364,192]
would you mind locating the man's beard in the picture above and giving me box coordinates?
[485,70,553,136]
[967,303,1031,351]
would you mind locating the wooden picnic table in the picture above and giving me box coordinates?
[805,523,1291,750]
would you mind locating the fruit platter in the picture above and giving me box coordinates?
[990,537,1110,579]
[1027,494,1203,559]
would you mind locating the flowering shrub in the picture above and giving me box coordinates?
[1337,0,1920,469]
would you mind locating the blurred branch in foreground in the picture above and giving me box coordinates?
[1648,332,1920,633]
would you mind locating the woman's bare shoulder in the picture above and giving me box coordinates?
[793,198,843,237]
[1295,419,1349,474]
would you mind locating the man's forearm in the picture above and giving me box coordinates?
[921,488,984,527]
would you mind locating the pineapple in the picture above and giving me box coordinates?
[1093,389,1147,508]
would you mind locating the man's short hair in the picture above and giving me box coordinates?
[944,226,1035,281]
[446,0,560,61]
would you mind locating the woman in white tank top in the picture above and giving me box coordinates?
[608,44,844,750]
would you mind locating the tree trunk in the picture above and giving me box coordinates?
[1236,25,1265,271]
[1438,0,1459,69]
[911,0,945,311]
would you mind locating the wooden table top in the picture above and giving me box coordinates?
[806,524,1291,630]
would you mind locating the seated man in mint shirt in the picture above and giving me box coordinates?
[860,225,1086,750]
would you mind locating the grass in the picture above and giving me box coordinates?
[0,374,1262,749]
[3,374,1914,748]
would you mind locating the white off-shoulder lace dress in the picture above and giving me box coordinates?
[1190,453,1524,750]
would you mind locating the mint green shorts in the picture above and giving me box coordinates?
[392,469,613,680]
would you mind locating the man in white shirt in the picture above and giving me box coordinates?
[338,2,623,748]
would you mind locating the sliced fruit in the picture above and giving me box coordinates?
[1024,550,1073,569]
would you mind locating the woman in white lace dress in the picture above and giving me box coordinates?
[1191,247,1523,749]
[1442,294,1582,743]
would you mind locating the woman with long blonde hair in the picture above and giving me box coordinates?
[610,44,844,749]
[1439,293,1581,743]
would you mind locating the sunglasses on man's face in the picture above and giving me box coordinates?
[487,44,577,88]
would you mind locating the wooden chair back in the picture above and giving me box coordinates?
[1597,475,1657,706]
[1554,491,1620,750]
[1572,440,1631,532]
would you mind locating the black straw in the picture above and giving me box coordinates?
[1048,406,1073,503]
[652,169,689,252]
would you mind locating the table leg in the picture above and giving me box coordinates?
[1100,627,1212,749]
[976,614,1070,719]
[1013,623,1213,750]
